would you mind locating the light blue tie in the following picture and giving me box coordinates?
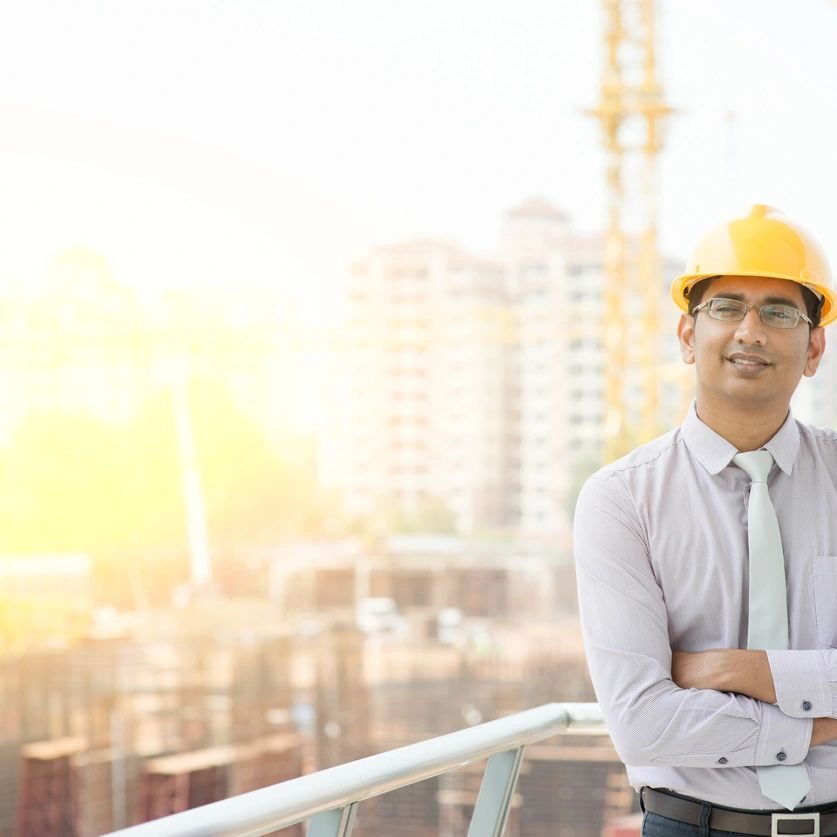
[734,450,810,811]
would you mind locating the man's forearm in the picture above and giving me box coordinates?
[716,650,777,704]
[673,649,837,748]
[811,717,837,746]
[672,649,777,703]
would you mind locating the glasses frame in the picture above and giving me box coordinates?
[692,297,813,329]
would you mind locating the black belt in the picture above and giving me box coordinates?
[641,788,837,836]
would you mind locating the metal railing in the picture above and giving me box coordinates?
[103,702,606,837]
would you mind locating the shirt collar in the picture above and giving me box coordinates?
[763,409,799,476]
[681,401,800,476]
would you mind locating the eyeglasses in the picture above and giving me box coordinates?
[692,297,813,329]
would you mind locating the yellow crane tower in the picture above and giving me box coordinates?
[589,0,672,463]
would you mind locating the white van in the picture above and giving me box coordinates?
[355,597,401,634]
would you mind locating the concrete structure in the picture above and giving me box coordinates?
[266,535,562,626]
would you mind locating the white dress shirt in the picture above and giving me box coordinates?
[574,403,837,809]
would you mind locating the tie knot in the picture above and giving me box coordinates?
[733,449,774,483]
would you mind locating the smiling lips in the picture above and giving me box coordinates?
[727,352,771,369]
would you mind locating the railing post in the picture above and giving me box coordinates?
[307,802,358,837]
[466,746,524,837]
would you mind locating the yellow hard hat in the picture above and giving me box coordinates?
[671,204,836,326]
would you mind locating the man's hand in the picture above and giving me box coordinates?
[671,649,777,704]
[812,717,837,746]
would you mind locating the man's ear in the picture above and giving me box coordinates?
[677,313,696,365]
[804,326,826,377]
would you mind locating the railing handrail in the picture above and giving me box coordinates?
[103,702,605,837]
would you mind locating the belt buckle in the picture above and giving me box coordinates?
[771,812,820,837]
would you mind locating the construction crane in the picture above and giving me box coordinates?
[588,0,672,462]
[170,358,212,592]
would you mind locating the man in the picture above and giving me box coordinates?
[574,204,837,834]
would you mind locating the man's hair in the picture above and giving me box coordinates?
[686,276,823,327]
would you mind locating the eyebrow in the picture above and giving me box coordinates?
[708,292,802,310]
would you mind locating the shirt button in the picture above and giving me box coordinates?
[802,700,813,711]
[777,751,787,762]
[718,757,728,764]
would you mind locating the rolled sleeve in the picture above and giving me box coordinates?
[767,649,832,718]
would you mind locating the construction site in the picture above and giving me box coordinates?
[3,547,632,836]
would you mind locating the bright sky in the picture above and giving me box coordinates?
[1,0,837,317]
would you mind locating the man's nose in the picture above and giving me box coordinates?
[733,307,768,344]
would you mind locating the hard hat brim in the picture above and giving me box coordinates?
[671,272,836,326]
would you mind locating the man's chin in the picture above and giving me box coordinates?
[700,377,781,406]
[717,384,788,408]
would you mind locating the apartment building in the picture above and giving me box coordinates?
[501,198,572,539]
[329,198,701,541]
[330,201,580,540]
[331,239,511,533]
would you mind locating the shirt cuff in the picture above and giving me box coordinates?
[754,703,812,766]
[766,650,831,718]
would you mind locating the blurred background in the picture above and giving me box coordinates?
[3,1,837,835]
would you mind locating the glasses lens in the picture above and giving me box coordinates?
[707,299,747,320]
[760,305,799,329]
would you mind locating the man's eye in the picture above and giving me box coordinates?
[714,302,741,315]
[763,306,793,322]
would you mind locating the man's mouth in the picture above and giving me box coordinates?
[727,353,771,369]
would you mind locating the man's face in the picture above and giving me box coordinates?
[677,275,826,411]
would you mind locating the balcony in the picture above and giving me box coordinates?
[102,703,627,837]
